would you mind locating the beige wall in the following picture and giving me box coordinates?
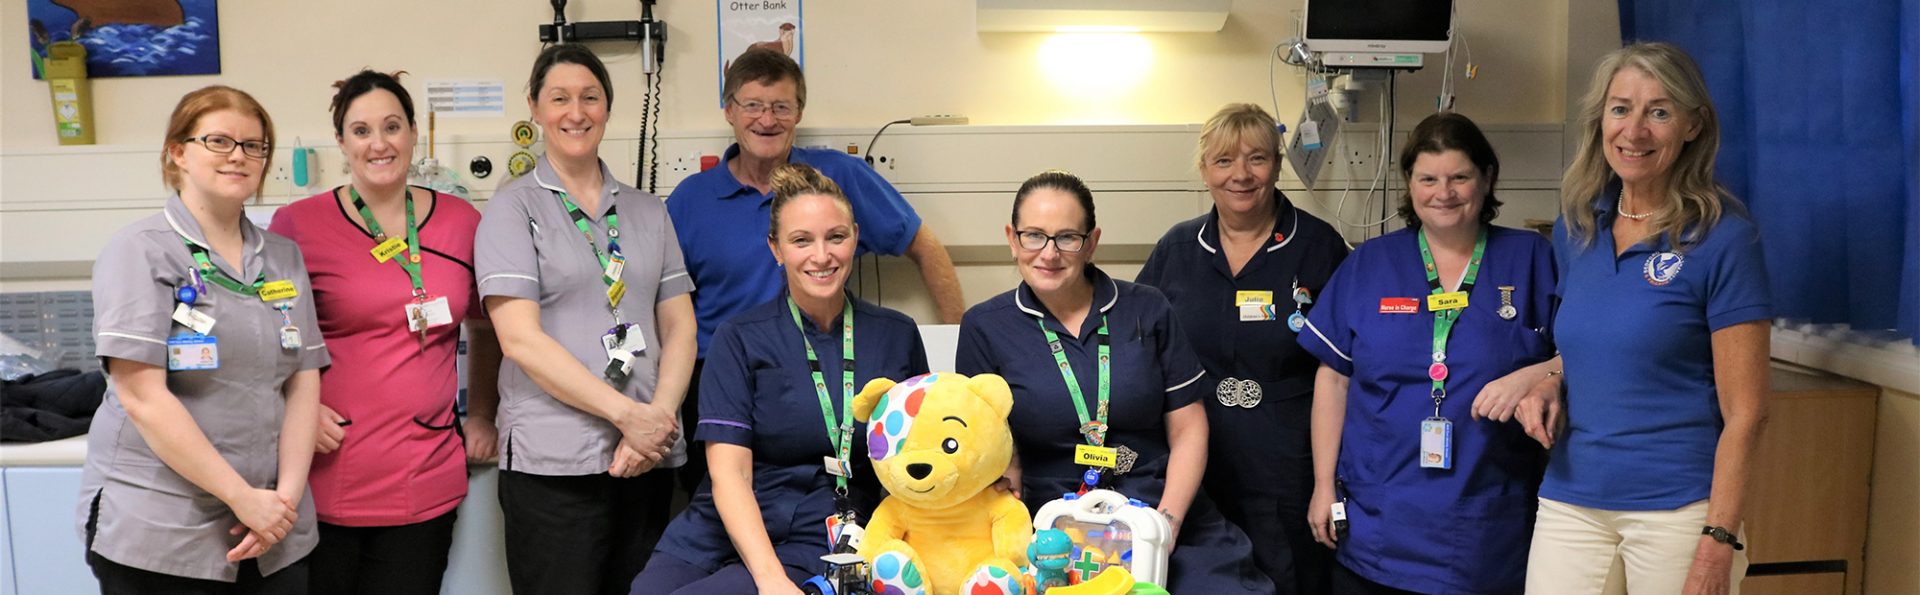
[1867,388,1920,594]
[3,0,1569,151]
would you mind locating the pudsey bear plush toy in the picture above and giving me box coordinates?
[853,373,1032,595]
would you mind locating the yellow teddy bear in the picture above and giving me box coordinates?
[852,372,1032,595]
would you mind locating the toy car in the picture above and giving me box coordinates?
[801,552,876,595]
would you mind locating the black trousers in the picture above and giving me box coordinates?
[89,551,309,595]
[85,488,310,595]
[307,509,458,595]
[498,468,675,595]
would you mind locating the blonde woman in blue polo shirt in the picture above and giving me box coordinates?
[1508,43,1770,595]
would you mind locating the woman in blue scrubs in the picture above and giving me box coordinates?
[957,171,1274,595]
[1136,103,1348,595]
[1296,113,1555,594]
[633,163,928,595]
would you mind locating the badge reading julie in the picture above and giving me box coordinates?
[1644,252,1684,286]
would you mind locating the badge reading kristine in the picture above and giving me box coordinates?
[1644,252,1684,286]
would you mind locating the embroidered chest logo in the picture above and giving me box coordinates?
[1643,252,1685,286]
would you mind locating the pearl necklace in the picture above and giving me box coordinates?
[1617,189,1659,221]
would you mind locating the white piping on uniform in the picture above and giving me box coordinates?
[98,331,166,346]
[481,273,540,285]
[1302,317,1351,362]
[660,272,689,284]
[1264,209,1300,253]
[164,207,266,255]
[1165,370,1204,393]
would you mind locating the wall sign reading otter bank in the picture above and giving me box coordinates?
[716,0,802,104]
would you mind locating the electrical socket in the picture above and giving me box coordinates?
[669,152,700,174]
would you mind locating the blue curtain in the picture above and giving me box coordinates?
[1620,0,1920,344]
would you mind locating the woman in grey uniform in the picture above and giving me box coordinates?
[474,44,698,594]
[79,85,329,594]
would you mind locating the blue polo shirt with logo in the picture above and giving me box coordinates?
[1543,188,1772,511]
[667,145,923,357]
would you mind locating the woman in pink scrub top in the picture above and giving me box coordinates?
[267,70,502,595]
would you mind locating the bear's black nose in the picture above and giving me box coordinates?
[907,463,932,480]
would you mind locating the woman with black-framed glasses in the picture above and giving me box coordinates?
[79,85,327,594]
[955,170,1274,594]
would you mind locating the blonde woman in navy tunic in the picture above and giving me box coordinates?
[80,85,327,594]
[956,171,1274,595]
[633,163,928,595]
[1297,113,1553,594]
[1136,103,1349,595]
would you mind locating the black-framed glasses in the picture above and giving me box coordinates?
[1016,230,1089,253]
[184,134,271,159]
[729,98,800,120]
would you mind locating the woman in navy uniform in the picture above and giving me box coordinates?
[957,171,1273,595]
[1297,113,1554,594]
[80,85,328,593]
[1135,103,1348,594]
[633,163,928,595]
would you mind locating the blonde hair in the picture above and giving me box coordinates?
[1196,103,1281,170]
[161,85,276,197]
[1562,42,1738,250]
[767,163,850,236]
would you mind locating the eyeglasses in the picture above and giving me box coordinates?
[1016,230,1090,253]
[184,134,271,159]
[730,98,800,120]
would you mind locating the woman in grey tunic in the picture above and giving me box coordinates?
[78,85,328,594]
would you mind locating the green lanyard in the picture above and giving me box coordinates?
[1039,315,1111,447]
[349,186,426,300]
[789,297,855,494]
[556,191,625,319]
[1417,227,1487,417]
[181,238,265,296]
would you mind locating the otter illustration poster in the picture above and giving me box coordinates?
[717,0,802,105]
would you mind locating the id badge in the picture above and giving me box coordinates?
[1427,291,1469,311]
[257,280,299,302]
[823,455,852,478]
[1240,303,1279,322]
[171,303,216,335]
[370,237,409,263]
[167,333,219,371]
[600,323,648,355]
[405,296,455,332]
[604,254,626,282]
[1420,417,1454,469]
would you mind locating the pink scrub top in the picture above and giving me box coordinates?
[270,187,483,526]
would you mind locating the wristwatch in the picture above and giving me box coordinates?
[1702,525,1745,551]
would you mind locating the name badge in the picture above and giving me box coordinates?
[605,254,626,282]
[167,333,219,371]
[1426,292,1469,311]
[257,280,299,302]
[1074,444,1119,468]
[171,303,216,335]
[1379,297,1420,314]
[370,237,409,263]
[1234,290,1274,306]
[1239,303,1279,322]
[606,280,628,308]
[823,455,852,478]
[1420,417,1454,469]
[405,296,455,332]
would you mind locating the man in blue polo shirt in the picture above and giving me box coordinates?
[666,47,964,498]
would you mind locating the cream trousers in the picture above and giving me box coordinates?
[1526,498,1749,595]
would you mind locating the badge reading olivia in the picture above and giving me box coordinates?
[1644,252,1684,286]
